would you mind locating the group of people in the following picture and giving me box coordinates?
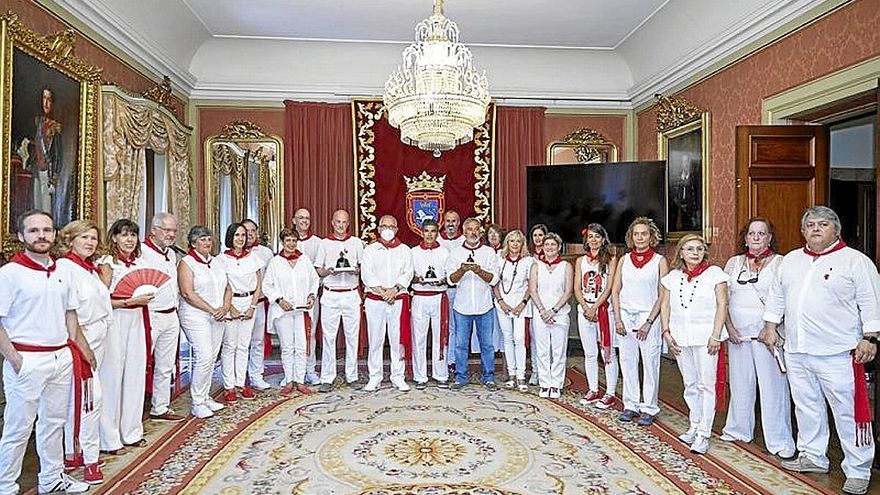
[0,204,877,494]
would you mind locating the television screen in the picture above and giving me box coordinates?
[526,161,667,245]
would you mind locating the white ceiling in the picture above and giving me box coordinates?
[181,0,669,49]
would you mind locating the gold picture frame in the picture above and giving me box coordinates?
[204,120,284,251]
[0,13,101,257]
[656,95,711,242]
[546,127,618,165]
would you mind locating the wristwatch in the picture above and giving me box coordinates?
[862,335,879,345]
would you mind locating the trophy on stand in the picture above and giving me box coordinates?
[424,265,438,283]
[335,249,355,272]
[462,251,478,269]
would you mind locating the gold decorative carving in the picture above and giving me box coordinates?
[654,93,704,133]
[404,171,446,192]
[216,120,270,140]
[142,75,177,114]
[0,13,101,257]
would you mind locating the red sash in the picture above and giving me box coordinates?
[715,344,728,412]
[259,297,271,359]
[853,357,873,446]
[111,297,154,391]
[303,311,312,355]
[412,290,450,359]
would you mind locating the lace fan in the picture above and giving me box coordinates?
[113,268,171,299]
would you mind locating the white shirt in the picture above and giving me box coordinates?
[179,252,228,318]
[57,258,112,327]
[496,254,534,307]
[97,253,140,293]
[139,239,180,310]
[764,244,880,355]
[724,254,781,339]
[262,254,319,326]
[619,252,662,313]
[250,244,274,271]
[446,243,500,315]
[579,255,610,305]
[661,266,728,346]
[219,251,261,294]
[297,233,322,267]
[361,241,413,293]
[438,232,465,252]
[317,235,364,290]
[0,258,78,346]
[411,243,449,292]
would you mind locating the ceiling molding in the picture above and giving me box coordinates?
[212,34,617,51]
[628,0,835,106]
[51,0,198,93]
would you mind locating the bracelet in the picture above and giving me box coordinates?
[710,336,723,342]
[552,307,559,314]
[521,298,529,305]
[646,317,655,325]
[661,329,671,337]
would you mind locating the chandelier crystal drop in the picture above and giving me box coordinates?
[383,0,490,157]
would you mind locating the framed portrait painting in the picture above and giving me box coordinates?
[658,112,710,242]
[0,14,101,256]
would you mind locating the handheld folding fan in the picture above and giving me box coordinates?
[113,268,172,299]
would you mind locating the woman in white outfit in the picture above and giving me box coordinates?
[660,234,728,455]
[178,225,231,419]
[262,228,319,396]
[721,218,796,457]
[98,219,152,453]
[527,224,548,385]
[58,220,111,484]
[611,217,668,427]
[528,233,573,399]
[574,223,619,410]
[492,230,534,391]
[219,223,263,403]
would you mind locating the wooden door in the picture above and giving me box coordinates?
[735,125,829,254]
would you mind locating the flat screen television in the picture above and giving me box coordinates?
[526,161,666,245]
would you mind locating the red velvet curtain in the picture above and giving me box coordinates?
[284,101,353,236]
[495,106,545,230]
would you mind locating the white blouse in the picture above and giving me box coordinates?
[262,254,320,330]
[58,258,112,327]
[619,253,661,313]
[220,252,261,294]
[724,254,781,339]
[496,254,534,310]
[661,266,728,346]
[179,252,228,318]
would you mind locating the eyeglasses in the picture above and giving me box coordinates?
[736,266,759,285]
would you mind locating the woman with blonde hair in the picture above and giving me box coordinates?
[492,229,534,390]
[574,223,619,409]
[660,234,728,455]
[57,220,111,484]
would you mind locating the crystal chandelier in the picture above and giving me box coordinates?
[383,0,490,157]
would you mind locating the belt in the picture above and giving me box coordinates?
[154,307,177,314]
[324,287,358,293]
[411,290,445,297]
[233,291,256,298]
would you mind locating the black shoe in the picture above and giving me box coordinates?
[434,380,449,389]
[450,382,466,390]
[484,381,498,391]
[318,383,332,393]
[415,381,427,390]
[347,380,362,390]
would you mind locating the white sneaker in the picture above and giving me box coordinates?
[549,388,561,399]
[304,372,320,385]
[364,378,382,392]
[690,435,710,454]
[206,398,225,412]
[39,473,90,494]
[719,433,738,442]
[678,428,697,444]
[251,377,273,390]
[528,374,539,386]
[392,380,410,392]
[191,404,214,419]
[539,388,550,398]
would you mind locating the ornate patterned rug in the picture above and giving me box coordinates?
[94,369,829,495]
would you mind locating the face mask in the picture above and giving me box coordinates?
[380,229,396,242]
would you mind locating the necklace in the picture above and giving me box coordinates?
[678,273,700,309]
[500,256,521,294]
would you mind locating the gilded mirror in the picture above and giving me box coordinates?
[546,128,618,165]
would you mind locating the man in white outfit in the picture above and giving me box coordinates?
[361,215,414,392]
[438,210,465,368]
[410,220,450,389]
[293,208,322,384]
[243,219,275,390]
[762,206,879,495]
[317,210,364,391]
[140,212,185,422]
[0,210,93,494]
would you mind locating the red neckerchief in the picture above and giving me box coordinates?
[440,231,462,241]
[223,249,251,260]
[378,237,402,248]
[533,246,544,257]
[493,245,502,252]
[187,249,212,267]
[64,252,97,273]
[745,248,774,260]
[143,237,169,261]
[298,231,313,241]
[330,233,352,242]
[419,241,440,250]
[9,252,56,277]
[586,250,599,262]
[803,239,846,258]
[463,241,483,252]
[544,256,564,267]
[630,248,655,269]
[505,254,522,263]
[117,251,138,268]
[683,261,710,282]
[280,250,302,261]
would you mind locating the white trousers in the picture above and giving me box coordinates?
[533,316,569,389]
[221,297,255,389]
[306,299,319,376]
[496,310,527,380]
[577,311,619,395]
[275,311,309,385]
[617,309,661,415]
[319,290,361,384]
[149,310,180,416]
[65,319,108,464]
[722,340,795,454]
[0,348,72,495]
[529,317,540,380]
[411,294,449,383]
[100,308,147,449]
[445,287,457,360]
[787,352,874,478]
[248,300,269,382]
[365,298,405,383]
[677,345,718,438]
[181,314,224,407]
